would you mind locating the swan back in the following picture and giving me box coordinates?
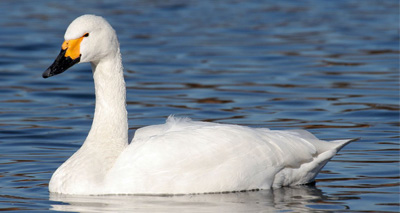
[103,117,352,194]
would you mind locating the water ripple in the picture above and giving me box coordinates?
[0,0,398,212]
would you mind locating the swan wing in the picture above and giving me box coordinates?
[104,117,349,194]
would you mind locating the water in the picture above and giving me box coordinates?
[0,0,398,212]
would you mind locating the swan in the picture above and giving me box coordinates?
[43,14,353,195]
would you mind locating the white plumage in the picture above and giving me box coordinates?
[44,14,352,195]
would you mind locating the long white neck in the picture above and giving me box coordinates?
[49,49,129,194]
[84,50,128,154]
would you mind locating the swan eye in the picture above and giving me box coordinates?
[83,33,89,37]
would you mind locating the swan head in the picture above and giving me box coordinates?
[43,14,119,78]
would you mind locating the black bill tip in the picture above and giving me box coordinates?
[43,48,80,78]
[42,68,53,78]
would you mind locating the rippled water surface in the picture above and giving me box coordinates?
[0,0,399,212]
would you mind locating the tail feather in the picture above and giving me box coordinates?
[330,138,359,152]
[272,137,358,187]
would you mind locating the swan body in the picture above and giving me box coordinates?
[43,14,352,195]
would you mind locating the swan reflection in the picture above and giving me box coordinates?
[50,185,347,212]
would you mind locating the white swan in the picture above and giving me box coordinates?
[43,14,353,195]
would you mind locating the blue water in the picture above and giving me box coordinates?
[0,0,399,212]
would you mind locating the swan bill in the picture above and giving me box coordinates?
[42,48,80,78]
[43,35,86,78]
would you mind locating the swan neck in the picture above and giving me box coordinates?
[86,52,128,149]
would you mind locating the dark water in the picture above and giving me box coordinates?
[0,0,399,212]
